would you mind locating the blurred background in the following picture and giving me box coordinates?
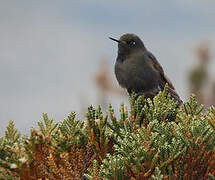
[0,0,215,135]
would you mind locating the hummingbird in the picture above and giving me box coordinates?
[109,33,183,105]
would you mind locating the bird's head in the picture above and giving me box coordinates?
[109,33,146,57]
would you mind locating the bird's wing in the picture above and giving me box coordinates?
[146,50,183,105]
[146,51,175,90]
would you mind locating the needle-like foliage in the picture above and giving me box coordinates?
[0,85,215,179]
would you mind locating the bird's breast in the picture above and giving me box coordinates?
[114,56,159,93]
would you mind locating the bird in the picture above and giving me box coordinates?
[109,33,183,105]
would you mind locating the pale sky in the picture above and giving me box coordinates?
[0,0,215,135]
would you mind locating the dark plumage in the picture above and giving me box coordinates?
[109,33,183,105]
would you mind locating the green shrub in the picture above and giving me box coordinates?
[0,85,215,179]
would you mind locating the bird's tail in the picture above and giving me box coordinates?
[133,86,183,106]
[167,88,183,106]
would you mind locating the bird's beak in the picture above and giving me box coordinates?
[109,37,120,43]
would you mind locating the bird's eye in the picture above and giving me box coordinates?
[128,41,136,46]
